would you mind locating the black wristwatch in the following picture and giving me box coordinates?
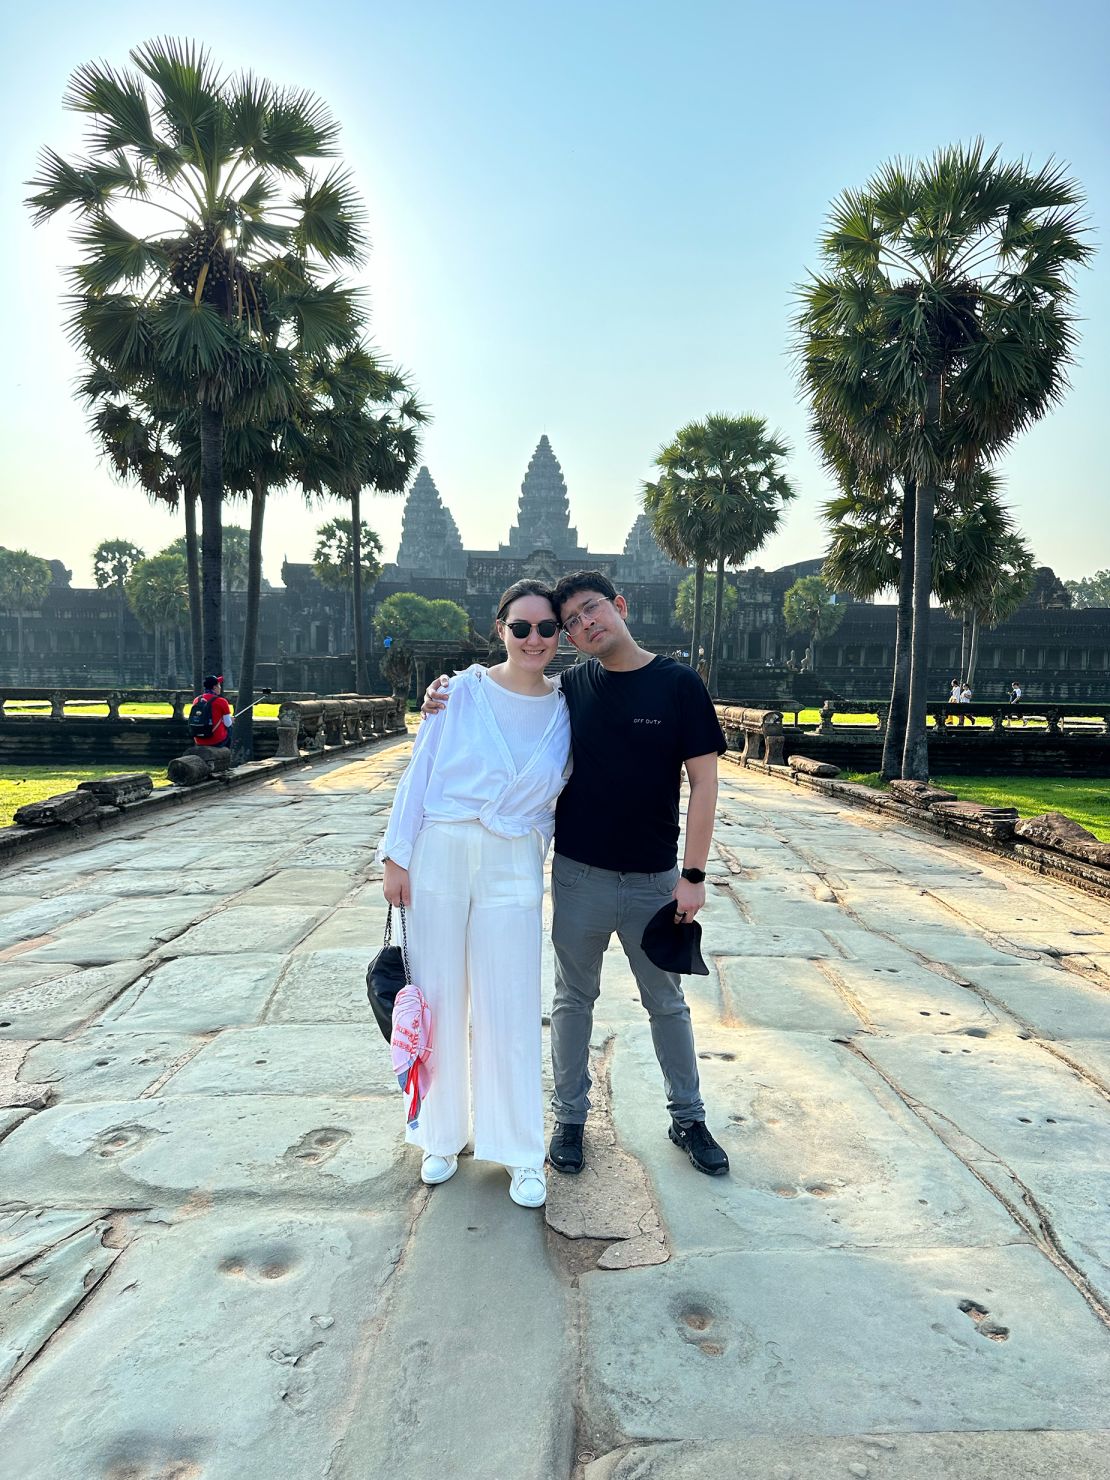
[680,867,706,884]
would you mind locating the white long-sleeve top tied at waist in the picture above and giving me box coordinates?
[377,664,571,870]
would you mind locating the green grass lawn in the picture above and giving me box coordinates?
[840,771,1110,843]
[4,701,281,719]
[0,765,171,828]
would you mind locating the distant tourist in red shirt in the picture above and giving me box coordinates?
[188,675,232,748]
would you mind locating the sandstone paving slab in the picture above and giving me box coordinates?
[955,963,1110,1042]
[0,1095,408,1208]
[831,927,1030,970]
[691,926,841,960]
[924,886,1100,936]
[0,1215,119,1390]
[97,953,286,1032]
[295,903,389,952]
[0,1206,104,1276]
[1001,1164,1110,1308]
[820,960,1000,1034]
[158,903,327,957]
[0,963,143,1040]
[78,870,247,898]
[0,961,75,993]
[1053,1037,1110,1088]
[722,889,848,934]
[283,840,379,871]
[236,867,357,907]
[717,957,862,1035]
[861,1031,1110,1169]
[20,1029,199,1103]
[579,1244,1110,1445]
[19,896,217,966]
[264,949,374,1023]
[611,1025,1018,1253]
[584,1431,1110,1480]
[162,1023,394,1097]
[328,1161,575,1480]
[0,893,109,952]
[827,882,959,931]
[1000,929,1110,958]
[0,1207,409,1480]
[0,896,40,917]
[0,1108,32,1141]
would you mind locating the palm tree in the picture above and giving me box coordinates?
[303,348,426,694]
[126,552,189,685]
[0,549,52,685]
[644,415,795,691]
[823,468,1017,773]
[92,538,145,679]
[642,483,712,671]
[947,528,1036,688]
[313,517,384,653]
[27,38,366,675]
[797,141,1092,778]
[782,575,845,669]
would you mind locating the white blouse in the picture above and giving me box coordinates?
[377,664,572,869]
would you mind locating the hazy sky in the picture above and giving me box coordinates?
[2,0,1107,588]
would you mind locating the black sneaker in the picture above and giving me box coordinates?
[548,1121,585,1174]
[669,1118,729,1176]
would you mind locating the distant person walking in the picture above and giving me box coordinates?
[959,682,974,727]
[948,678,962,724]
[188,675,232,749]
[1008,680,1024,726]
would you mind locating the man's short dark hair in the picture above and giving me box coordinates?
[551,570,618,617]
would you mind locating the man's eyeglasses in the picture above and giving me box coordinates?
[503,618,559,640]
[561,596,610,635]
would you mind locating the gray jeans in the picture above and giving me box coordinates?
[549,853,705,1125]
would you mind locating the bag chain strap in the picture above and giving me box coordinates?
[384,903,413,984]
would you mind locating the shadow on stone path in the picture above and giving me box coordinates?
[0,739,1108,1478]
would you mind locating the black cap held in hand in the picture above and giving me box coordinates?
[640,901,710,976]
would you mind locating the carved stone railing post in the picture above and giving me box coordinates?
[50,690,66,720]
[106,691,122,721]
[819,700,835,735]
[170,692,188,721]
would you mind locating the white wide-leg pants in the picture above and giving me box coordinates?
[404,820,545,1168]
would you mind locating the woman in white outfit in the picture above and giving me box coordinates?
[378,581,571,1208]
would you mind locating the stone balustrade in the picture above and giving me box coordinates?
[785,699,1110,736]
[0,686,319,721]
[276,697,406,758]
[717,706,785,766]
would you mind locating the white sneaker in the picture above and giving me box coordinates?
[508,1166,547,1208]
[420,1154,458,1186]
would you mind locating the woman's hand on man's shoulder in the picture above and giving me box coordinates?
[421,674,451,717]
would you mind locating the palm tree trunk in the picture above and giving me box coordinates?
[199,401,224,677]
[881,479,916,779]
[233,479,266,764]
[184,486,203,694]
[16,612,24,686]
[707,555,726,695]
[116,586,125,680]
[351,488,368,695]
[967,610,980,688]
[959,611,970,684]
[690,564,705,673]
[901,476,936,780]
[154,622,162,687]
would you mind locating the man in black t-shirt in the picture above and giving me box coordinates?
[546,572,729,1178]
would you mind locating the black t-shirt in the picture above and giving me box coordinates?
[554,656,726,873]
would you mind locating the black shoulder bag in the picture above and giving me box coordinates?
[366,904,412,1042]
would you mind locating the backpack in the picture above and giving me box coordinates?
[188,694,215,739]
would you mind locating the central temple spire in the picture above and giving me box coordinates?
[502,436,586,559]
[393,466,466,578]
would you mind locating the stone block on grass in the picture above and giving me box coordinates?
[1014,811,1110,868]
[788,755,841,778]
[76,773,153,806]
[887,780,958,807]
[13,791,98,827]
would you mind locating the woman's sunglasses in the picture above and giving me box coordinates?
[502,618,559,640]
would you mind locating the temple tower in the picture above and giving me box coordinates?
[618,512,684,583]
[501,436,586,559]
[393,466,467,578]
